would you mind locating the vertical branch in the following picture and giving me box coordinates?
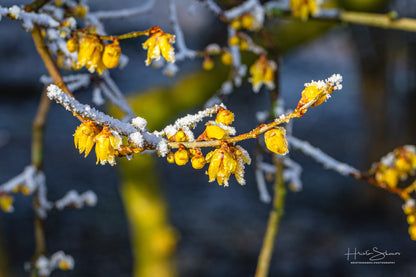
[254,156,286,277]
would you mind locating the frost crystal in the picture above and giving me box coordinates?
[131,117,147,130]
[128,132,144,148]
[157,139,169,157]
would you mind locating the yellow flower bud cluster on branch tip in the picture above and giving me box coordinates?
[0,194,13,212]
[230,13,261,31]
[66,34,121,74]
[249,55,276,93]
[142,26,176,66]
[290,0,319,21]
[264,127,288,155]
[73,122,122,166]
[372,146,416,189]
[198,108,235,140]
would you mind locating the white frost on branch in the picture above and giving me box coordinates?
[35,251,74,277]
[288,136,359,176]
[40,74,91,92]
[162,104,226,139]
[203,0,223,15]
[0,166,43,195]
[282,157,303,191]
[223,0,263,21]
[0,5,60,30]
[255,153,271,203]
[89,0,155,20]
[169,0,197,61]
[55,190,97,210]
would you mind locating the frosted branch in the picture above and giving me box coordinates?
[288,136,359,176]
[89,0,156,19]
[169,0,197,61]
[255,153,271,203]
[54,190,97,210]
[1,5,59,29]
[203,0,223,16]
[0,166,42,195]
[35,251,74,276]
[40,74,91,92]
[282,156,303,191]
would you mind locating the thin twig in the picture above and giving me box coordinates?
[254,156,285,277]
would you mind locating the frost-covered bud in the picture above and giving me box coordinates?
[174,148,189,166]
[206,125,227,140]
[264,127,288,155]
[102,39,121,69]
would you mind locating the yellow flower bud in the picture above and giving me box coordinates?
[74,121,100,157]
[409,224,416,240]
[264,127,288,155]
[102,39,121,69]
[229,35,240,46]
[208,148,237,186]
[170,130,187,142]
[174,148,189,166]
[167,152,175,163]
[230,19,241,30]
[239,39,248,51]
[408,214,416,225]
[205,125,227,140]
[58,260,71,271]
[221,52,233,66]
[67,37,78,53]
[73,4,89,18]
[21,186,30,195]
[215,110,234,126]
[203,56,214,71]
[300,84,326,107]
[395,156,412,175]
[241,14,254,30]
[0,194,13,212]
[191,155,206,169]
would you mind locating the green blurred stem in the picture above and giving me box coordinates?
[254,157,285,277]
[30,88,51,277]
[268,8,416,33]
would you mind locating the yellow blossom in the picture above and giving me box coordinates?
[102,39,121,69]
[205,125,227,140]
[290,0,318,21]
[264,127,288,155]
[408,214,416,225]
[168,130,187,142]
[249,55,276,93]
[241,14,254,30]
[74,121,100,157]
[215,109,234,126]
[239,39,248,51]
[174,148,189,166]
[0,194,13,212]
[230,19,241,30]
[76,35,105,74]
[298,83,329,109]
[72,4,89,18]
[375,167,399,188]
[208,148,237,186]
[142,26,176,66]
[94,127,122,166]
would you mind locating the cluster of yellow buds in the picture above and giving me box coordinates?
[228,34,249,51]
[74,121,122,166]
[372,146,416,188]
[11,184,31,195]
[67,35,121,74]
[199,108,235,140]
[403,200,416,240]
[290,0,319,21]
[142,26,176,66]
[264,127,289,155]
[0,193,13,212]
[206,143,250,186]
[230,13,262,31]
[164,109,250,186]
[249,55,276,93]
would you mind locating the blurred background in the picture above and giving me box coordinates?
[0,0,416,276]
